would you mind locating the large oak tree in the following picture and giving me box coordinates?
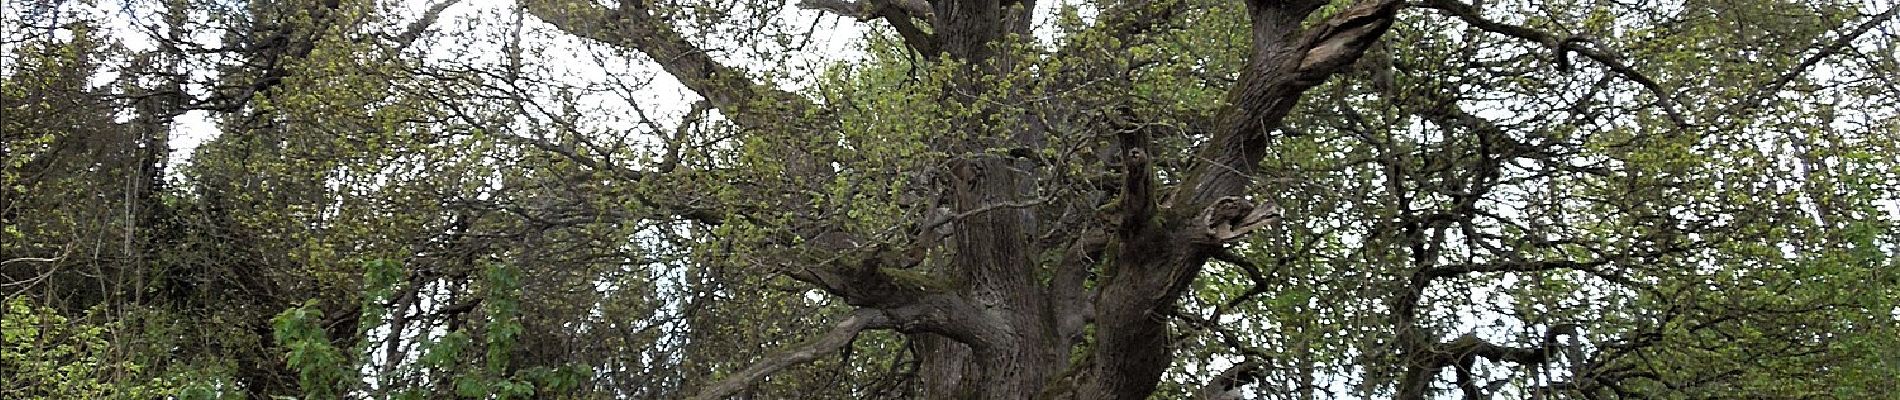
[494,0,1900,398]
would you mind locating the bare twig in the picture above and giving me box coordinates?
[1418,0,1697,127]
[1726,4,1900,119]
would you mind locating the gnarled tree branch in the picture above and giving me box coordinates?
[1176,0,1400,210]
[798,0,938,55]
[687,309,894,400]
[1196,360,1266,400]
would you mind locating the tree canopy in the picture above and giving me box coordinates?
[3,0,1898,398]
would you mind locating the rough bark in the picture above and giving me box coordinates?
[1074,1,1400,399]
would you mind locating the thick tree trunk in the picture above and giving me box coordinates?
[939,157,1060,399]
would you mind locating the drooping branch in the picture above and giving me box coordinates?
[772,257,1013,353]
[687,309,894,400]
[520,0,815,124]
